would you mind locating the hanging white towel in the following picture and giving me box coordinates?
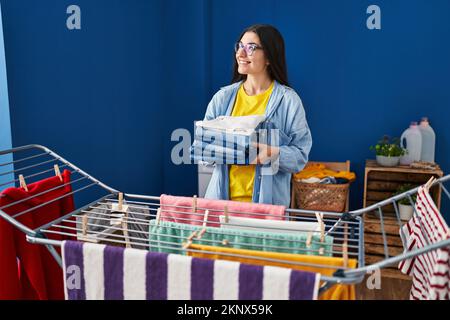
[219,215,320,235]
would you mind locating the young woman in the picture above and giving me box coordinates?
[203,24,312,207]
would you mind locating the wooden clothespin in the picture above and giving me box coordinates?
[343,223,349,268]
[118,192,124,211]
[110,192,129,226]
[315,212,325,243]
[197,210,209,239]
[155,208,162,227]
[182,230,198,249]
[424,176,436,192]
[315,212,325,255]
[19,174,28,192]
[192,195,197,213]
[306,232,313,248]
[224,205,229,223]
[121,219,131,248]
[82,214,88,236]
[54,164,63,182]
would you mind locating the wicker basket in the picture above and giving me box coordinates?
[291,179,350,212]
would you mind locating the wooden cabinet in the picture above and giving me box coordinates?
[362,159,443,280]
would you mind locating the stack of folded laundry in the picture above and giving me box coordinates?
[190,115,265,165]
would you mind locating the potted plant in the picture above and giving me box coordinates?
[370,135,407,167]
[394,184,417,221]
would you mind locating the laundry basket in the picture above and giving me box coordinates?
[291,180,350,212]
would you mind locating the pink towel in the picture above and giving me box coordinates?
[159,195,286,227]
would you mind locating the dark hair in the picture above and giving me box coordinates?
[231,24,289,86]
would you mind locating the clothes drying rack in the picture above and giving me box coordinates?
[1,145,449,297]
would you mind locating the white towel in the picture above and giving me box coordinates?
[219,215,320,235]
[123,248,146,300]
[213,259,240,300]
[167,254,192,300]
[196,115,265,136]
[83,243,106,300]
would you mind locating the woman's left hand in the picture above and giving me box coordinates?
[250,143,280,165]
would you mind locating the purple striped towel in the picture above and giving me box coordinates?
[62,240,320,300]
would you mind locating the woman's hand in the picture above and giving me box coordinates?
[250,143,280,165]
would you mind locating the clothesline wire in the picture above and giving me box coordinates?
[11,182,99,219]
[49,220,356,257]
[98,200,361,225]
[59,218,353,255]
[106,198,350,220]
[0,174,87,211]
[0,158,59,177]
[0,164,70,188]
[66,212,360,250]
[0,151,49,167]
[79,206,360,240]
[42,227,357,271]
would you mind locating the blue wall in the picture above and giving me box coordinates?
[0,0,164,198]
[0,0,449,214]
[206,0,450,213]
[0,3,13,187]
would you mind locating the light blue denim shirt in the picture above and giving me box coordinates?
[203,80,312,207]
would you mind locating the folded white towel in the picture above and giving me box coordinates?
[196,115,266,136]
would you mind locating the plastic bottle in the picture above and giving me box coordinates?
[419,117,436,163]
[400,122,422,164]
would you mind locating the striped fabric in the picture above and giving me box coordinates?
[62,240,320,300]
[398,186,450,300]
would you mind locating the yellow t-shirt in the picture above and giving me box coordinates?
[229,81,274,202]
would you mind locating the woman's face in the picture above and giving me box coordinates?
[236,32,269,77]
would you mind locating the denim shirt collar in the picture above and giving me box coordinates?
[222,80,286,121]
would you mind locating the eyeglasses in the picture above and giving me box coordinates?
[234,41,263,56]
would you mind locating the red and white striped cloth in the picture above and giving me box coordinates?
[398,186,450,300]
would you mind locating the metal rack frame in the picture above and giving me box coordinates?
[1,145,449,296]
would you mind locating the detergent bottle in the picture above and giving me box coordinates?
[400,122,422,164]
[419,117,436,163]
